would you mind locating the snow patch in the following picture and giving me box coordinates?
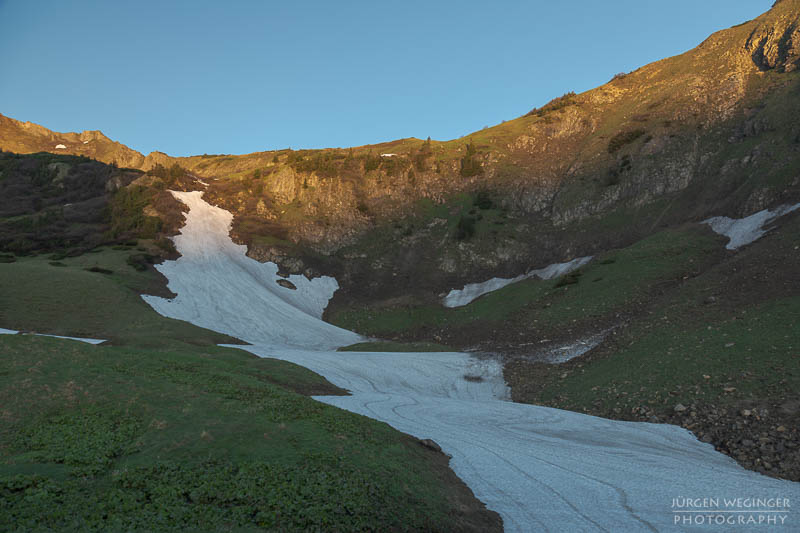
[142,191,361,350]
[540,333,606,364]
[703,203,800,250]
[443,256,592,308]
[34,334,106,345]
[0,328,105,344]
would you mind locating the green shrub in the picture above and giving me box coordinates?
[608,129,646,154]
[555,269,582,287]
[473,190,493,210]
[455,215,476,240]
[107,186,162,240]
[363,153,381,172]
[155,237,177,254]
[459,143,482,177]
[526,91,578,117]
[85,266,114,274]
[126,253,156,272]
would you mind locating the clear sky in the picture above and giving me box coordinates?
[0,0,775,157]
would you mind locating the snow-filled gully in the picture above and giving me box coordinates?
[144,191,798,532]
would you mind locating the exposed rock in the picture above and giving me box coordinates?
[276,279,297,290]
[419,438,443,453]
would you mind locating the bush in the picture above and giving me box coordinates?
[85,266,114,274]
[605,154,631,186]
[555,270,582,287]
[607,129,646,154]
[459,143,482,177]
[126,253,156,272]
[473,190,493,210]
[107,186,162,240]
[155,237,177,255]
[363,153,381,172]
[526,91,578,117]
[455,215,476,240]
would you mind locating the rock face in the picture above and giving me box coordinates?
[276,279,297,290]
[746,6,800,72]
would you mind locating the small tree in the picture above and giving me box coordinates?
[460,142,482,177]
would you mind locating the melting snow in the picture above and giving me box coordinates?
[142,191,360,350]
[540,333,606,364]
[33,334,106,344]
[0,328,105,344]
[443,256,592,308]
[703,203,800,250]
[143,191,799,532]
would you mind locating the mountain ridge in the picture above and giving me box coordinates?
[2,0,799,286]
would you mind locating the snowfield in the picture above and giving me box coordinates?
[443,256,592,308]
[144,191,799,532]
[703,203,800,250]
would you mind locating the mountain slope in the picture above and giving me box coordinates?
[3,1,798,292]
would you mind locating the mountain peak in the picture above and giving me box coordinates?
[0,113,146,168]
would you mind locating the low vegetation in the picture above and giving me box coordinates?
[607,129,646,154]
[0,245,498,530]
[525,91,578,117]
[328,226,724,342]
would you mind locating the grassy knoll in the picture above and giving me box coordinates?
[0,251,500,531]
[0,248,231,347]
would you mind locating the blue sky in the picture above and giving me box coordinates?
[0,1,774,156]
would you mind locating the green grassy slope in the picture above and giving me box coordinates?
[328,225,727,346]
[0,252,500,531]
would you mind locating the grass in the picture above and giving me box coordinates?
[514,208,800,425]
[0,335,457,531]
[530,297,800,416]
[0,250,490,531]
[329,226,724,338]
[0,249,234,347]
